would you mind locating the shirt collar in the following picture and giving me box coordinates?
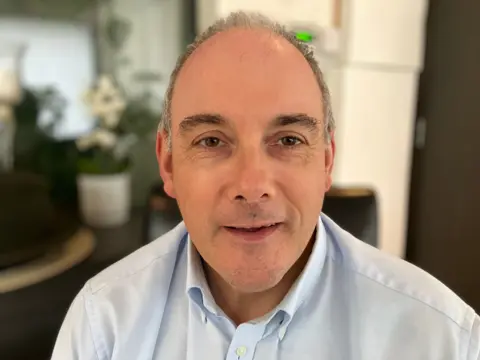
[185,236,219,316]
[275,216,327,325]
[186,216,328,326]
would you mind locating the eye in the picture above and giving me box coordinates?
[198,137,224,148]
[278,136,303,147]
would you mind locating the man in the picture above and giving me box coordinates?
[52,11,479,359]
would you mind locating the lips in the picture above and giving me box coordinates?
[225,223,278,232]
[223,223,281,242]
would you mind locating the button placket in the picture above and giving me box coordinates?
[226,322,265,360]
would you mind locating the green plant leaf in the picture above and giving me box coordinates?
[77,147,130,175]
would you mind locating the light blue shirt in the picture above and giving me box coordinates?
[51,214,480,359]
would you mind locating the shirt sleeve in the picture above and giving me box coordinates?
[50,286,103,360]
[467,313,480,360]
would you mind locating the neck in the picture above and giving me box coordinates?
[204,235,315,325]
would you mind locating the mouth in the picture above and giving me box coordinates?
[223,223,281,242]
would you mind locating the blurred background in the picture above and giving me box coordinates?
[0,0,478,358]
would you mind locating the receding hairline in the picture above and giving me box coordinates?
[173,26,323,98]
[183,26,303,60]
[159,11,335,148]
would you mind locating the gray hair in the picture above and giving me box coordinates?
[159,11,335,149]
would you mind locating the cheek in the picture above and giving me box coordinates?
[172,165,218,226]
[277,156,327,200]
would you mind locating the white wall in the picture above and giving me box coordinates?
[0,0,186,138]
[0,17,96,139]
[103,0,186,104]
[196,0,333,34]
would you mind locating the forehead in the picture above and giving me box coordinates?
[171,28,324,128]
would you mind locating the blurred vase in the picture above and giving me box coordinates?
[77,172,131,228]
[0,40,25,172]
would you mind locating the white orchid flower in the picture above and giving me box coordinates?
[76,129,117,151]
[94,129,117,149]
[83,74,126,129]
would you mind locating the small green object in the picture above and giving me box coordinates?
[295,31,314,43]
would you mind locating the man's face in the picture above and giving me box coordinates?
[157,29,334,293]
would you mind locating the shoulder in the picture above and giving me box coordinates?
[321,214,478,333]
[87,221,188,295]
[55,223,188,360]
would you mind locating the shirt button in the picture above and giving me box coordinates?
[235,346,247,357]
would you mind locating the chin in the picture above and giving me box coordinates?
[228,270,285,294]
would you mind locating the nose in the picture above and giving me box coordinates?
[227,148,276,204]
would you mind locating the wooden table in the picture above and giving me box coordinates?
[0,208,153,359]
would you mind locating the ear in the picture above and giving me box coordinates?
[156,131,176,198]
[324,131,336,192]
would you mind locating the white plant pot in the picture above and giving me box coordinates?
[77,172,131,228]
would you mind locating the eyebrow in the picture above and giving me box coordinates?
[177,113,321,135]
[271,113,320,134]
[179,113,227,134]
